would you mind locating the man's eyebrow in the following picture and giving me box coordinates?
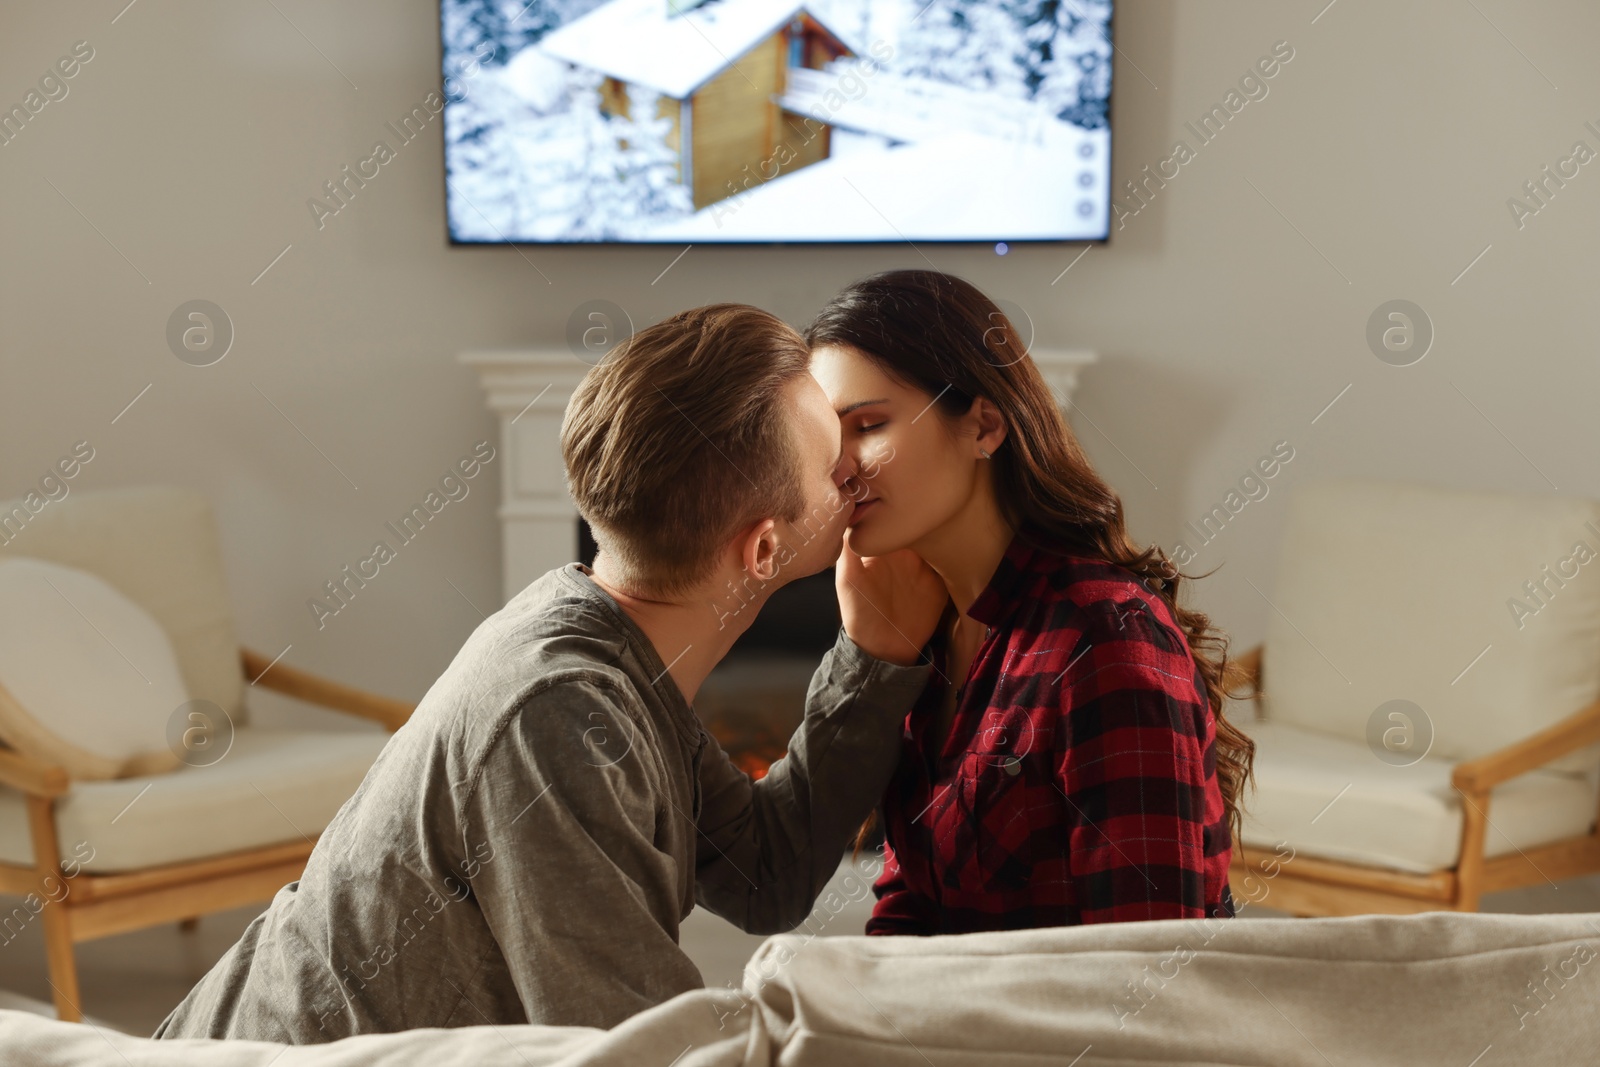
[836,398,889,416]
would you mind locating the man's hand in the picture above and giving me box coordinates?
[836,541,947,666]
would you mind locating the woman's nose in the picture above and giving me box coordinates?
[834,452,861,490]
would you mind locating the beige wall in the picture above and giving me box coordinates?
[2,0,1598,721]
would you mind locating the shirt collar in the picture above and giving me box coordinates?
[965,524,1055,630]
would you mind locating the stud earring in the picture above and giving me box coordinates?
[979,448,991,459]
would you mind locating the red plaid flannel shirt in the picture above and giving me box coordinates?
[866,527,1236,934]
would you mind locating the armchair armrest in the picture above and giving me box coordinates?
[0,747,69,798]
[241,648,414,733]
[1451,697,1600,795]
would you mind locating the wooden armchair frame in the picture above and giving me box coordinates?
[1227,644,1600,917]
[0,649,412,1022]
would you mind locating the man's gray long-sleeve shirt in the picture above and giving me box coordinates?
[152,561,932,1043]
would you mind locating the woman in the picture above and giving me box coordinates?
[805,269,1255,933]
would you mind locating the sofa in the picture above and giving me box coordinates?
[2,909,1596,1065]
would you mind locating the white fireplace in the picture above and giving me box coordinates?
[460,346,1098,605]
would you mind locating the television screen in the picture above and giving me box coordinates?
[440,0,1113,244]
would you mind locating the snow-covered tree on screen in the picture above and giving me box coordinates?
[449,64,690,241]
[558,81,693,240]
[1014,0,1112,127]
[441,0,607,68]
[443,63,541,240]
[441,0,571,238]
[892,0,1110,127]
[444,0,691,240]
[894,0,1031,98]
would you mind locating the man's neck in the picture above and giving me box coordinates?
[585,554,761,708]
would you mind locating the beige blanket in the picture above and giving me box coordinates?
[3,910,1597,1065]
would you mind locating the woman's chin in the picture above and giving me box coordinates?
[843,526,876,557]
[844,523,903,559]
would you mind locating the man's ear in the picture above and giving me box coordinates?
[740,517,782,583]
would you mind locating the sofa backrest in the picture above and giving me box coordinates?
[0,485,245,725]
[1262,477,1600,773]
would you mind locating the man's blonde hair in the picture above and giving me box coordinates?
[561,304,813,598]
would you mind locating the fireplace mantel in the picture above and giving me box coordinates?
[460,346,1099,604]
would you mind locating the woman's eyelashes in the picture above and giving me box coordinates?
[858,420,886,433]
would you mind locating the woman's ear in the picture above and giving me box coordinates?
[971,398,1008,458]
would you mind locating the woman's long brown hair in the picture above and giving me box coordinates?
[804,269,1256,856]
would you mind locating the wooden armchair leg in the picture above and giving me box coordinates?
[24,795,82,1022]
[39,904,81,1022]
[1454,787,1491,913]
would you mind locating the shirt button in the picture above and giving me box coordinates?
[1003,756,1022,776]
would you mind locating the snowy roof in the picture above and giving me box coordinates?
[537,0,836,99]
[782,65,1060,146]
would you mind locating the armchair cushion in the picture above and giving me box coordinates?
[1236,718,1599,874]
[0,485,245,725]
[0,727,389,873]
[0,558,187,780]
[1262,478,1600,775]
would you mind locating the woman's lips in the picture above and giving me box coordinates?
[849,497,881,525]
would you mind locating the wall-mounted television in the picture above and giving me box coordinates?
[440,0,1113,245]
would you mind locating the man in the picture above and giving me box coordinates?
[154,304,946,1042]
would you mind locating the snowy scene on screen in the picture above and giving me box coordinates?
[440,0,1112,243]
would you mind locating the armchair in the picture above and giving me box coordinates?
[0,486,411,1021]
[1226,478,1600,915]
